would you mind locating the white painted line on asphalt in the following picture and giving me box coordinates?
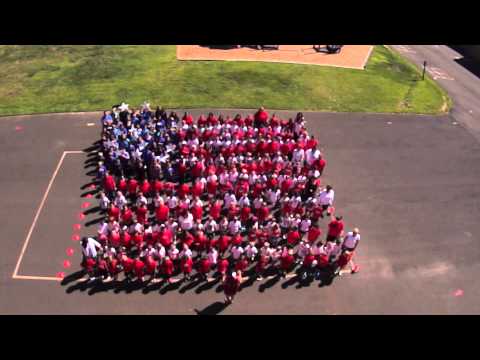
[12,151,85,281]
[86,123,96,127]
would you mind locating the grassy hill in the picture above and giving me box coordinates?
[0,45,450,116]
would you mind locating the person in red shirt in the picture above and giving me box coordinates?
[216,257,229,280]
[254,107,269,128]
[145,255,158,281]
[127,178,138,199]
[255,254,269,281]
[207,178,218,197]
[223,271,242,305]
[234,256,249,273]
[109,230,121,248]
[257,203,270,223]
[181,255,194,281]
[307,225,322,244]
[155,202,169,223]
[103,172,116,196]
[240,205,251,223]
[120,231,132,249]
[287,229,301,247]
[183,112,194,126]
[134,257,146,282]
[194,230,208,252]
[108,204,120,222]
[107,255,120,281]
[140,179,151,196]
[183,231,195,248]
[121,253,135,281]
[192,179,204,198]
[316,156,326,176]
[217,234,231,255]
[97,254,110,281]
[83,257,97,279]
[334,250,359,276]
[152,179,164,194]
[279,248,295,278]
[121,206,133,225]
[136,204,148,225]
[159,226,173,248]
[118,176,128,193]
[191,201,203,222]
[209,199,222,220]
[178,183,190,198]
[161,256,175,283]
[132,232,144,250]
[197,256,211,281]
[327,215,344,242]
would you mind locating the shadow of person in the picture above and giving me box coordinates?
[88,280,117,296]
[160,279,184,295]
[239,275,256,291]
[61,270,86,286]
[179,276,203,294]
[318,271,335,287]
[281,275,300,289]
[85,217,106,227]
[195,277,220,294]
[142,280,163,294]
[66,279,93,294]
[259,274,281,293]
[194,301,228,315]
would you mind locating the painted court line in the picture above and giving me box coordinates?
[12,150,84,281]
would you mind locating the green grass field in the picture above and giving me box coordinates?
[0,45,450,116]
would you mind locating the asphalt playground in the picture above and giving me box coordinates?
[1,109,480,314]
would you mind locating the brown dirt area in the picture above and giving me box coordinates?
[177,45,373,70]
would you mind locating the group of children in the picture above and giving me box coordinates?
[80,103,360,302]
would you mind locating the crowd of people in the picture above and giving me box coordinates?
[80,103,360,304]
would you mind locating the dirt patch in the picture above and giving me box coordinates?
[177,45,373,70]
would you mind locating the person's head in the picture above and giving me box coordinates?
[326,185,333,192]
[353,228,360,235]
[335,215,343,221]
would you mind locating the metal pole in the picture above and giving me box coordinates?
[422,61,427,80]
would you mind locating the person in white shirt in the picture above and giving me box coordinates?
[153,193,163,209]
[168,244,179,261]
[208,247,218,265]
[179,244,193,259]
[98,221,109,238]
[238,194,250,208]
[228,218,242,235]
[231,245,244,261]
[179,211,194,231]
[99,191,111,211]
[245,242,258,261]
[154,243,166,260]
[305,147,321,166]
[266,188,281,206]
[342,228,360,251]
[136,192,148,208]
[292,148,305,163]
[296,242,310,261]
[218,216,229,233]
[205,217,218,235]
[317,185,335,216]
[260,242,275,259]
[114,191,127,209]
[300,218,311,233]
[253,196,263,211]
[223,192,237,209]
[167,195,178,210]
[81,237,102,259]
